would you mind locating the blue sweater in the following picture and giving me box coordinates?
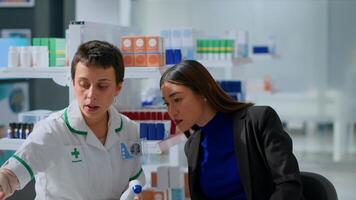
[199,112,247,200]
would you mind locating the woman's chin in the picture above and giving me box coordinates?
[176,125,189,133]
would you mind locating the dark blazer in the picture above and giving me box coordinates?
[185,106,304,200]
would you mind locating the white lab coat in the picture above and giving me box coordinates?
[4,101,145,200]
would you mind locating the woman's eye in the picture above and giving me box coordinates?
[79,82,90,89]
[98,85,109,90]
[174,98,182,103]
[163,102,169,106]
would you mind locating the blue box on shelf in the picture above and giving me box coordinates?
[253,46,269,54]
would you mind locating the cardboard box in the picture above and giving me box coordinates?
[160,29,172,49]
[121,36,134,53]
[151,171,157,187]
[147,53,164,67]
[123,53,134,67]
[145,36,163,53]
[157,166,170,189]
[134,53,147,66]
[133,36,146,53]
[142,188,169,200]
[170,28,182,49]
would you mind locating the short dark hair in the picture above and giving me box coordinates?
[71,40,124,83]
[160,60,253,113]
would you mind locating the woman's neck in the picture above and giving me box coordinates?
[85,112,109,140]
[196,105,217,127]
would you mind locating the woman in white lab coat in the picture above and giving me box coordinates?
[0,40,145,200]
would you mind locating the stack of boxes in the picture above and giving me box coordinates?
[120,36,165,67]
[225,30,249,59]
[196,39,234,60]
[121,110,176,135]
[141,188,169,200]
[160,27,194,64]
[144,166,189,200]
[32,38,66,67]
[121,109,175,164]
[140,122,167,141]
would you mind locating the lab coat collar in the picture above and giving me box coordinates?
[108,106,123,134]
[104,105,124,150]
[64,101,124,150]
[64,101,89,136]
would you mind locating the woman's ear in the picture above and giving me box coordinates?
[115,82,123,96]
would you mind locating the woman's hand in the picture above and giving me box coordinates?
[0,173,10,200]
[0,190,5,200]
[0,167,20,200]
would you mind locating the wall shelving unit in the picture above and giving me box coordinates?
[0,67,70,86]
[0,65,170,156]
[0,138,25,151]
[0,1,35,8]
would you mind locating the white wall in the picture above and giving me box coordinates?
[328,1,356,90]
[76,0,130,25]
[328,1,356,121]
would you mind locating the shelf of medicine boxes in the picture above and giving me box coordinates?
[0,66,169,86]
[0,138,25,151]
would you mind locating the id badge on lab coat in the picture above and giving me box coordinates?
[120,140,142,160]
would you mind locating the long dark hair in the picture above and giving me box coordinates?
[160,60,253,113]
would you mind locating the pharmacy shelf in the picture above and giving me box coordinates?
[0,138,25,151]
[0,2,34,7]
[0,67,70,86]
[250,53,281,61]
[198,58,252,80]
[124,66,168,79]
[198,57,252,68]
[0,66,169,85]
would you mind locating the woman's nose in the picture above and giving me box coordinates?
[168,105,178,117]
[86,86,97,99]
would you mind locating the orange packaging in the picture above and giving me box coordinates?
[145,36,164,53]
[152,189,168,200]
[123,53,134,67]
[133,36,146,53]
[134,53,147,67]
[147,53,164,67]
[151,171,157,187]
[142,188,168,200]
[121,36,134,53]
[141,190,153,199]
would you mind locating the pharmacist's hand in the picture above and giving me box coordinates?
[0,176,8,200]
[0,190,5,200]
[0,167,19,200]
